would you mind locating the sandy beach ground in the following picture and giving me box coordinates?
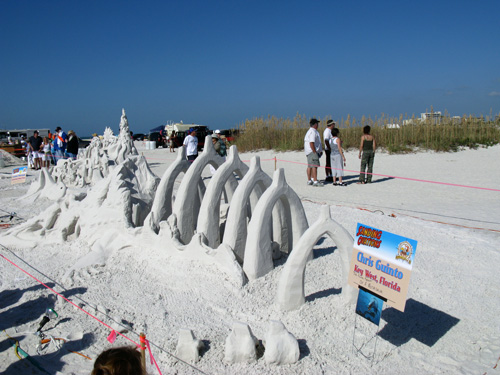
[0,144,499,374]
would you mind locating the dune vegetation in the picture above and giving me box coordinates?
[233,111,500,153]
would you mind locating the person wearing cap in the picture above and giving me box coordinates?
[213,129,227,157]
[53,126,67,163]
[323,120,336,182]
[211,134,222,155]
[304,118,323,187]
[183,127,198,163]
[28,130,43,170]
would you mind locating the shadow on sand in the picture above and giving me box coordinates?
[0,285,88,332]
[306,287,342,302]
[2,332,94,375]
[379,298,460,347]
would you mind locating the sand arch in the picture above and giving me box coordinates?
[243,169,308,281]
[221,156,272,263]
[145,146,190,233]
[172,135,227,244]
[276,205,356,311]
[196,145,250,248]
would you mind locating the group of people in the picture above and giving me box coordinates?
[305,118,376,186]
[23,126,79,169]
[182,128,227,163]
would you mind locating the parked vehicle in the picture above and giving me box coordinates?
[164,122,210,151]
[0,128,50,143]
[78,138,91,148]
[149,132,165,148]
[218,129,239,143]
[132,133,145,141]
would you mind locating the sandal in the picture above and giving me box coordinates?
[338,182,347,186]
[356,181,365,184]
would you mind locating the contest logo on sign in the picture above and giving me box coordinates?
[396,241,413,264]
[348,223,418,314]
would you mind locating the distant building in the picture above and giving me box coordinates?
[402,111,444,126]
[420,112,442,124]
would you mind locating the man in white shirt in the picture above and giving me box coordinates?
[304,118,323,187]
[323,119,336,181]
[183,128,198,163]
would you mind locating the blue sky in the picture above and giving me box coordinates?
[1,0,499,135]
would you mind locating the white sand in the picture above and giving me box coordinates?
[0,144,499,374]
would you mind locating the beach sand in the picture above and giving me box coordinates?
[0,144,499,374]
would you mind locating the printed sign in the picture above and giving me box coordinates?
[348,223,417,312]
[11,166,27,185]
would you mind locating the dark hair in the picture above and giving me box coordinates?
[363,125,371,135]
[91,347,145,375]
[331,127,339,137]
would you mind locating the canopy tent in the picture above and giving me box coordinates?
[149,125,165,133]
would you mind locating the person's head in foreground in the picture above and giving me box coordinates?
[91,346,146,375]
[363,125,371,135]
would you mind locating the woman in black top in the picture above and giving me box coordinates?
[66,130,79,159]
[358,126,376,184]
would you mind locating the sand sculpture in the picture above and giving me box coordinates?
[47,108,138,190]
[224,322,259,363]
[175,329,204,363]
[277,205,356,310]
[263,320,299,365]
[4,109,356,365]
[8,110,353,298]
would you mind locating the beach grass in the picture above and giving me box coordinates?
[232,113,500,153]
